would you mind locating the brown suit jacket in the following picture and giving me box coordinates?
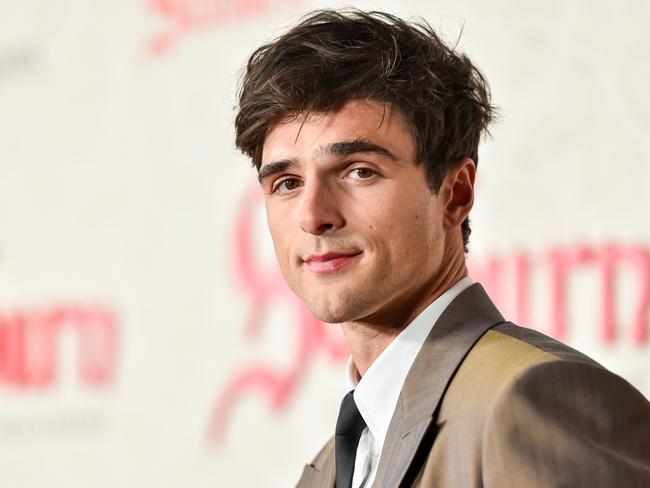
[296,284,650,487]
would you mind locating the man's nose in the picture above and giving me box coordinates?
[298,180,345,236]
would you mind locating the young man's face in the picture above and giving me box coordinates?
[259,100,454,327]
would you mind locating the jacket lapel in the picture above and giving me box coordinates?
[296,438,336,488]
[372,284,504,487]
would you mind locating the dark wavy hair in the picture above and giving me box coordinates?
[235,9,495,249]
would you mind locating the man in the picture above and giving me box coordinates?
[234,9,650,487]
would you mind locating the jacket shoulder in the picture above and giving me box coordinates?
[420,323,650,486]
[480,347,650,486]
[455,322,603,387]
[440,322,606,418]
[482,321,602,368]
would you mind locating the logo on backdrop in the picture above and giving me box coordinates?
[209,188,650,443]
[0,246,119,391]
[146,0,302,56]
[0,305,118,389]
[470,245,650,344]
[0,243,119,438]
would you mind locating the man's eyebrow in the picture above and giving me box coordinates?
[323,138,398,160]
[257,159,297,184]
[257,138,396,184]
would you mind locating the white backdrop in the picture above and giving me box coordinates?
[1,1,649,486]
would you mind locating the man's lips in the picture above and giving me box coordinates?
[302,251,363,274]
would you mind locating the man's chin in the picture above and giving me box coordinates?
[291,280,372,323]
[305,301,360,325]
[309,309,350,325]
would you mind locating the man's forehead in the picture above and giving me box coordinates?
[260,100,411,164]
[268,99,404,132]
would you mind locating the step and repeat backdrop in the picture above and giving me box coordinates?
[1,0,649,486]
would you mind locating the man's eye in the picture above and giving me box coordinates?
[348,168,376,179]
[273,178,301,193]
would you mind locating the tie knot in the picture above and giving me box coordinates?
[335,390,367,437]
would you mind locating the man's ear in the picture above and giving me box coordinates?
[442,158,476,228]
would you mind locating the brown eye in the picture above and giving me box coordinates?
[273,178,301,194]
[282,179,299,190]
[349,168,376,179]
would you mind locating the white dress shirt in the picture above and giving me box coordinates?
[343,276,473,488]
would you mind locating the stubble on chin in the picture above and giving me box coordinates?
[301,285,374,324]
[306,298,355,324]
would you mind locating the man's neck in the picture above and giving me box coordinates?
[341,248,467,377]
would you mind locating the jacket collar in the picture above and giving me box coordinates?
[372,283,504,487]
[297,283,504,488]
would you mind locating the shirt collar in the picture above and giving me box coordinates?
[344,276,473,450]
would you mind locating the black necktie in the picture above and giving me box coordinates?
[335,390,367,488]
